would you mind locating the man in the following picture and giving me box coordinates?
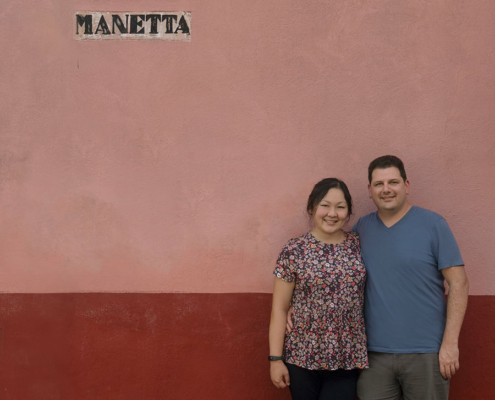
[354,155,469,400]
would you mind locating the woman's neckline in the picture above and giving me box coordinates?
[308,230,348,246]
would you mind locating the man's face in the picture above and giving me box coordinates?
[368,167,410,214]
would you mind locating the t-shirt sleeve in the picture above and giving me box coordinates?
[351,218,361,234]
[432,218,464,270]
[273,243,298,283]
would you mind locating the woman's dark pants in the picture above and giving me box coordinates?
[285,363,359,400]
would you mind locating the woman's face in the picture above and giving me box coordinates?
[312,188,349,239]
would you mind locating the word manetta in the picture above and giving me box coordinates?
[74,12,191,40]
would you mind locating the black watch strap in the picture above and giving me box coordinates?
[268,355,285,361]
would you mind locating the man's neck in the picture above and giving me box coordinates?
[378,202,412,228]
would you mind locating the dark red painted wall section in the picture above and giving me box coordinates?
[0,294,492,400]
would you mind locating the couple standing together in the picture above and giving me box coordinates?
[269,155,469,400]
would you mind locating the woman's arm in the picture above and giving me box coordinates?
[269,277,295,389]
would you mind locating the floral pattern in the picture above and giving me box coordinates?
[274,231,368,370]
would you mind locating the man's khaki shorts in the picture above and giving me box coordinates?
[357,352,449,400]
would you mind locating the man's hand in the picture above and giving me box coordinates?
[270,361,290,389]
[285,306,295,334]
[439,342,460,379]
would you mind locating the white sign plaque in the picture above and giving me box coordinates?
[74,12,191,41]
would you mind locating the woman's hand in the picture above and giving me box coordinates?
[286,306,295,334]
[270,361,290,389]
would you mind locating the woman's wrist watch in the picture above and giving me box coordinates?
[268,355,285,361]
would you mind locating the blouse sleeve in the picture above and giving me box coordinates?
[349,231,360,249]
[273,242,298,283]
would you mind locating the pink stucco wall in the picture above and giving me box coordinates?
[1,0,494,294]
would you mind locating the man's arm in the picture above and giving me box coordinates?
[439,265,469,379]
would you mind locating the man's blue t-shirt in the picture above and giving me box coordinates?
[353,206,464,353]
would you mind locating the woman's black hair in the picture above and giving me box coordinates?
[306,178,353,217]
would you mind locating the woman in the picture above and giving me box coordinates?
[268,178,368,400]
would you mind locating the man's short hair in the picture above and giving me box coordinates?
[368,155,407,184]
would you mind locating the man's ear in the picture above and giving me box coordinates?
[368,184,372,198]
[405,179,410,195]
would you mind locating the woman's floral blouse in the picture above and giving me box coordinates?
[274,231,368,370]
